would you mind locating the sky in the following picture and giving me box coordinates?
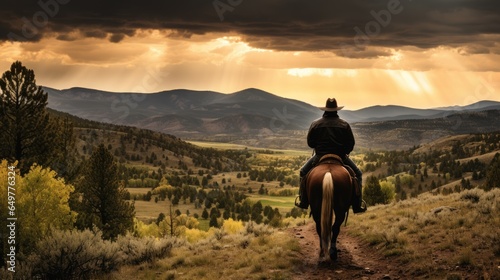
[0,0,499,109]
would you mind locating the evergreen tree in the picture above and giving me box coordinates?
[486,153,500,190]
[395,175,401,193]
[156,212,166,225]
[50,116,80,182]
[0,61,54,174]
[258,185,265,195]
[251,201,264,224]
[363,176,385,205]
[74,144,135,240]
[209,215,219,228]
[202,208,209,219]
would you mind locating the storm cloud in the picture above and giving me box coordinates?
[2,0,499,55]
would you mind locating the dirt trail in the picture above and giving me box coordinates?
[289,222,404,280]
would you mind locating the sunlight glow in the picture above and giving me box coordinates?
[287,68,358,78]
[386,70,434,95]
[288,68,333,77]
[188,35,269,66]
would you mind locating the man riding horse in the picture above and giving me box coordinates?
[295,98,367,214]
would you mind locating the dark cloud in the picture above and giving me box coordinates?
[1,0,499,52]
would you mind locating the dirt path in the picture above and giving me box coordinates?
[289,222,404,280]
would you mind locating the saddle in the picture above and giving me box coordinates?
[314,154,360,196]
[318,154,343,165]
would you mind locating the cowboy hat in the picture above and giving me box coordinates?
[319,98,344,111]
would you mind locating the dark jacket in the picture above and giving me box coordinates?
[307,112,355,157]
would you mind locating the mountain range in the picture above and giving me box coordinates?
[45,87,500,150]
[45,87,317,135]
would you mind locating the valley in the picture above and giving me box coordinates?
[54,104,499,227]
[3,89,499,279]
[65,112,498,279]
[45,87,500,151]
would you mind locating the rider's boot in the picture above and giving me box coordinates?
[352,182,367,214]
[295,176,309,209]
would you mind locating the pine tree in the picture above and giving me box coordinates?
[0,61,52,174]
[363,176,385,205]
[251,201,263,224]
[202,208,209,219]
[486,153,500,190]
[49,116,80,182]
[74,144,135,240]
[209,215,219,228]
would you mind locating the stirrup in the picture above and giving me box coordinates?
[294,196,301,207]
[295,196,308,209]
[353,200,367,213]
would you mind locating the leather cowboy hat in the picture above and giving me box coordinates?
[319,98,344,111]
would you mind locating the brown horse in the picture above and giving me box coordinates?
[306,154,353,261]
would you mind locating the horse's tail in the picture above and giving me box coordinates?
[321,172,334,259]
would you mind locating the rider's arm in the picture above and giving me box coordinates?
[345,124,355,154]
[307,123,316,149]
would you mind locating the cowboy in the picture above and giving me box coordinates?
[295,98,367,213]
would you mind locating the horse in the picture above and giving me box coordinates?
[306,154,353,262]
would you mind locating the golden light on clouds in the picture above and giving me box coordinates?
[0,30,499,109]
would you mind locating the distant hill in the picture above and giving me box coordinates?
[46,86,500,135]
[46,108,250,174]
[45,87,500,150]
[352,109,500,150]
[340,101,500,123]
[45,87,320,136]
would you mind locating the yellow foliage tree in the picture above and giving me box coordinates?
[222,218,244,234]
[379,180,396,204]
[0,160,76,255]
[133,218,159,238]
[175,214,199,229]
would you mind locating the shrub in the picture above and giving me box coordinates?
[245,222,274,237]
[457,248,473,266]
[118,235,175,265]
[222,218,244,234]
[29,229,176,279]
[32,229,123,280]
[183,228,210,243]
[460,189,482,203]
[211,228,227,241]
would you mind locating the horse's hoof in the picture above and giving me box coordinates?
[329,247,338,261]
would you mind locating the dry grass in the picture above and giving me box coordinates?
[92,187,499,279]
[132,200,202,222]
[105,222,302,280]
[346,188,500,279]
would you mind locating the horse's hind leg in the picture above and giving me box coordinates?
[313,215,325,258]
[329,212,346,261]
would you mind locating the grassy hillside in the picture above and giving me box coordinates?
[100,188,499,280]
[347,188,500,279]
[49,108,251,174]
[358,132,500,200]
